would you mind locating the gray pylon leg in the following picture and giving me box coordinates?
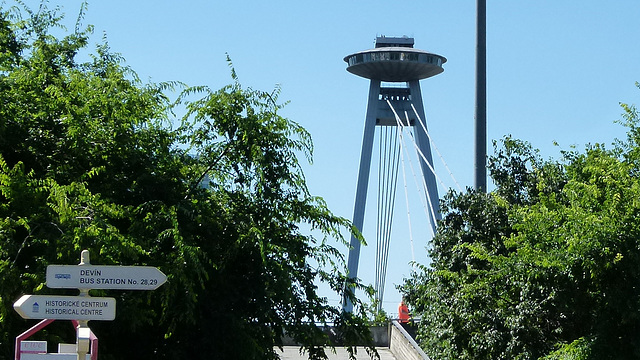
[344,79,380,313]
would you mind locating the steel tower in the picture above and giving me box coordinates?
[343,36,446,312]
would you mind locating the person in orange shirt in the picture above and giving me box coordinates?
[398,298,410,324]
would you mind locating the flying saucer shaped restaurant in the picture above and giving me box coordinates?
[344,47,447,82]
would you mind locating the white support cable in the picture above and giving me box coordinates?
[375,130,385,306]
[373,98,458,307]
[401,123,436,240]
[378,129,390,305]
[387,100,441,222]
[404,132,436,236]
[386,101,448,192]
[397,121,432,236]
[399,111,416,265]
[375,126,400,309]
[400,130,435,239]
[387,100,444,240]
[385,128,400,302]
[410,103,463,191]
[411,134,449,191]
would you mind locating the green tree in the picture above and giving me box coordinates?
[401,89,640,359]
[0,3,374,359]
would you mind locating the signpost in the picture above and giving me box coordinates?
[46,265,167,290]
[14,250,167,360]
[14,295,116,321]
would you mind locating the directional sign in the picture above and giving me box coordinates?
[46,265,167,290]
[14,295,116,321]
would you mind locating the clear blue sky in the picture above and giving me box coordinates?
[17,1,640,315]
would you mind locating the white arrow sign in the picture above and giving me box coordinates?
[13,295,116,321]
[46,265,167,290]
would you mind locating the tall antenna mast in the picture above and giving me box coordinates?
[474,0,487,191]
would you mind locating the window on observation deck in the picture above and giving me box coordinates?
[348,51,436,66]
[348,54,363,66]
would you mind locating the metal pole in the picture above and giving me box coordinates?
[77,250,91,360]
[474,0,487,191]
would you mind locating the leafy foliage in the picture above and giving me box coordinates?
[0,3,374,359]
[402,87,640,359]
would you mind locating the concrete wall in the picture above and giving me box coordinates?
[389,321,429,360]
[369,325,390,347]
[280,325,389,347]
[279,322,429,360]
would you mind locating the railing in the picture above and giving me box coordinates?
[278,320,429,359]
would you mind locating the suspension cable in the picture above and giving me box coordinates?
[372,97,459,308]
[375,126,400,310]
[386,102,448,192]
[399,111,416,264]
[411,103,463,191]
[397,112,432,238]
[387,100,438,235]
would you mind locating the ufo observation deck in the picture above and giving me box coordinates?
[344,38,446,82]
